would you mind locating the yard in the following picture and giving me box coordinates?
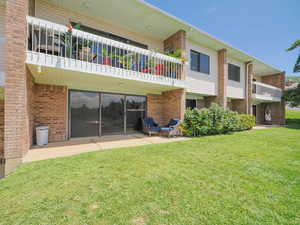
[0,111,300,225]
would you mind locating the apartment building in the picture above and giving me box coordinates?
[0,0,285,176]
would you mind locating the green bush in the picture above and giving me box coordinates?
[182,104,239,136]
[236,114,256,131]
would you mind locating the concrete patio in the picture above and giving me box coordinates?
[23,134,190,163]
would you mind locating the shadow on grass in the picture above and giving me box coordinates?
[286,118,300,130]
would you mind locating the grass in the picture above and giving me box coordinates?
[0,111,300,225]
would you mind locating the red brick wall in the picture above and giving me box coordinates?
[162,89,185,123]
[163,30,187,80]
[26,68,35,149]
[256,102,285,125]
[147,94,165,125]
[34,84,68,142]
[3,0,28,175]
[0,100,4,157]
[259,72,286,125]
[217,49,228,107]
[147,89,185,126]
[261,72,285,89]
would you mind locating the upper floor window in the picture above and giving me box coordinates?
[70,22,148,49]
[190,50,210,74]
[228,63,240,82]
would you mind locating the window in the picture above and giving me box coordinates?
[228,63,240,82]
[186,99,197,109]
[70,22,148,49]
[190,50,210,74]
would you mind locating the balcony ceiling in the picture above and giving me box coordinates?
[27,64,181,95]
[46,0,281,76]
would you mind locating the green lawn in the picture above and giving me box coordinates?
[1,111,300,225]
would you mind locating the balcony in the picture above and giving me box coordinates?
[26,16,185,92]
[252,81,282,103]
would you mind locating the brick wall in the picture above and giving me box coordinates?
[0,100,4,157]
[26,68,35,149]
[261,72,285,89]
[34,84,68,142]
[258,72,286,125]
[217,49,228,107]
[256,102,285,125]
[163,30,186,80]
[147,89,185,126]
[162,89,185,123]
[196,99,205,109]
[3,0,28,175]
[147,94,165,125]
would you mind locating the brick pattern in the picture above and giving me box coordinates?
[261,72,285,89]
[3,0,28,175]
[163,30,187,80]
[204,96,218,108]
[26,68,35,149]
[256,102,285,125]
[0,100,4,157]
[230,99,246,114]
[217,49,228,107]
[246,62,254,114]
[257,72,286,125]
[147,89,185,126]
[34,84,68,142]
[196,99,205,109]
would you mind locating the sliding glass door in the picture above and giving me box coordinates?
[70,91,146,138]
[101,94,125,135]
[70,91,100,138]
[126,96,146,133]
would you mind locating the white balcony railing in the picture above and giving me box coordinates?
[252,81,282,102]
[26,16,184,86]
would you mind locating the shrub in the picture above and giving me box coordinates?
[182,104,239,136]
[236,114,256,131]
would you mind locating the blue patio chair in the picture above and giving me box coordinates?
[142,117,160,136]
[160,118,181,137]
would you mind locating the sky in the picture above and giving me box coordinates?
[144,0,299,77]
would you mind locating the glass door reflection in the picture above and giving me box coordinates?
[70,91,100,138]
[101,94,125,135]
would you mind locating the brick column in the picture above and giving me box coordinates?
[217,49,228,107]
[163,30,187,80]
[2,0,29,176]
[147,89,186,126]
[246,62,253,114]
[261,72,286,125]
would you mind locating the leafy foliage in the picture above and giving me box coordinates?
[182,104,240,136]
[236,114,256,131]
[284,83,300,107]
[286,40,300,73]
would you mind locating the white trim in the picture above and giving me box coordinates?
[253,81,282,91]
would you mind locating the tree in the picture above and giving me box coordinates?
[284,83,300,107]
[286,40,300,73]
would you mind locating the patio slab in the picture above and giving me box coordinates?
[253,125,283,130]
[23,134,190,163]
